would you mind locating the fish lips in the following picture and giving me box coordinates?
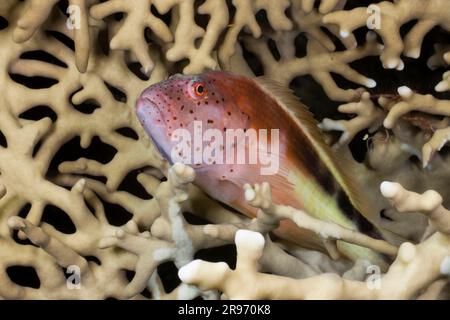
[135,96,173,161]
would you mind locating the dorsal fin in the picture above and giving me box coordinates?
[253,76,374,221]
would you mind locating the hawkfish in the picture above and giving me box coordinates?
[136,71,387,266]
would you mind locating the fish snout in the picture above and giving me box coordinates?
[135,96,149,112]
[135,94,165,126]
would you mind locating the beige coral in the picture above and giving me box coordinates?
[243,33,380,101]
[90,0,174,75]
[218,0,293,69]
[380,87,450,167]
[165,0,229,74]
[436,71,450,92]
[321,85,450,172]
[0,0,450,301]
[242,182,397,258]
[13,0,92,72]
[291,0,355,51]
[319,92,385,146]
[96,163,227,298]
[299,0,346,15]
[0,2,164,298]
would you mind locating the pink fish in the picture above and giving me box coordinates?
[136,71,386,265]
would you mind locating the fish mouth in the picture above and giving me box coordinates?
[135,96,165,126]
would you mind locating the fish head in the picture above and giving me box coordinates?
[135,71,251,165]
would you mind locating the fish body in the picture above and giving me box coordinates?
[136,71,385,265]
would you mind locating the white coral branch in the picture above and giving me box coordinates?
[324,0,450,70]
[243,182,398,256]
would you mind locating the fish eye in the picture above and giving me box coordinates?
[194,82,207,97]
